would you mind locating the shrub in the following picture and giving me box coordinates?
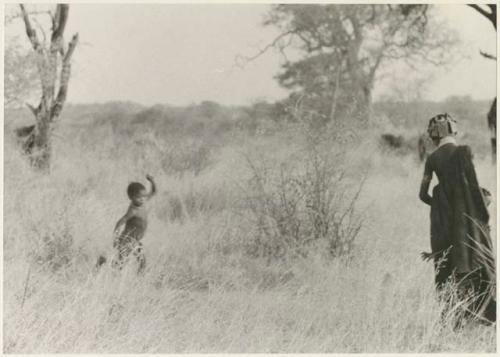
[22,192,77,271]
[160,139,213,177]
[157,185,229,223]
[240,140,364,260]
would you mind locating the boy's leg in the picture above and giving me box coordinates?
[111,249,123,270]
[113,242,132,270]
[138,254,146,274]
[96,255,107,268]
[134,242,146,274]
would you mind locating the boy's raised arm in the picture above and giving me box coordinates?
[146,174,156,198]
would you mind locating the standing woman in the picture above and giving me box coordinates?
[419,113,495,323]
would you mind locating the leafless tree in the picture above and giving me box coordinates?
[468,4,496,60]
[467,4,496,163]
[18,4,79,171]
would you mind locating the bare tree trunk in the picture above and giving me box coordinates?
[19,4,78,172]
[487,97,496,164]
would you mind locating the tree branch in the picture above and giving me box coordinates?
[6,9,51,25]
[51,6,60,31]
[26,102,39,116]
[20,4,53,95]
[15,125,35,138]
[480,50,497,60]
[235,30,293,68]
[51,4,69,42]
[63,33,78,62]
[467,4,490,18]
[468,4,496,30]
[33,17,47,46]
[19,4,41,51]
[368,51,385,82]
[51,33,78,119]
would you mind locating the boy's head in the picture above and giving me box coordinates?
[127,182,147,206]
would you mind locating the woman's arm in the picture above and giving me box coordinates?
[419,159,433,205]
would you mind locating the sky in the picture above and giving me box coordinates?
[5,4,498,106]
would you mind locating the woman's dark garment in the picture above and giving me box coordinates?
[420,143,495,322]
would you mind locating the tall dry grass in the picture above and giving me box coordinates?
[3,115,496,353]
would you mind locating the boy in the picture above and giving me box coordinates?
[113,174,156,273]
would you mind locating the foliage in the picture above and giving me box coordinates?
[262,4,459,122]
[4,38,39,108]
[241,138,364,259]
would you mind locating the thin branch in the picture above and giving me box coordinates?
[51,4,69,42]
[5,97,18,106]
[20,264,32,309]
[6,9,51,25]
[368,51,385,82]
[59,38,67,57]
[51,33,79,119]
[468,4,496,30]
[19,4,41,50]
[277,33,294,62]
[26,102,38,116]
[467,4,491,19]
[32,17,47,46]
[235,30,293,68]
[480,50,497,61]
[51,5,61,31]
[63,33,78,62]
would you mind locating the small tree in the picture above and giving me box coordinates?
[18,4,79,171]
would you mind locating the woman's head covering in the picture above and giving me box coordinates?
[427,113,458,139]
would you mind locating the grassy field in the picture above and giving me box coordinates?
[3,102,496,353]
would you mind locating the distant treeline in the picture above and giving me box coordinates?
[6,96,492,138]
[372,96,492,130]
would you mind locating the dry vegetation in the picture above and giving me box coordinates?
[3,100,496,353]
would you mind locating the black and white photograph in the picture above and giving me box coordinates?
[3,2,498,353]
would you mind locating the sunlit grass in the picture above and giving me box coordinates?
[3,120,496,353]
